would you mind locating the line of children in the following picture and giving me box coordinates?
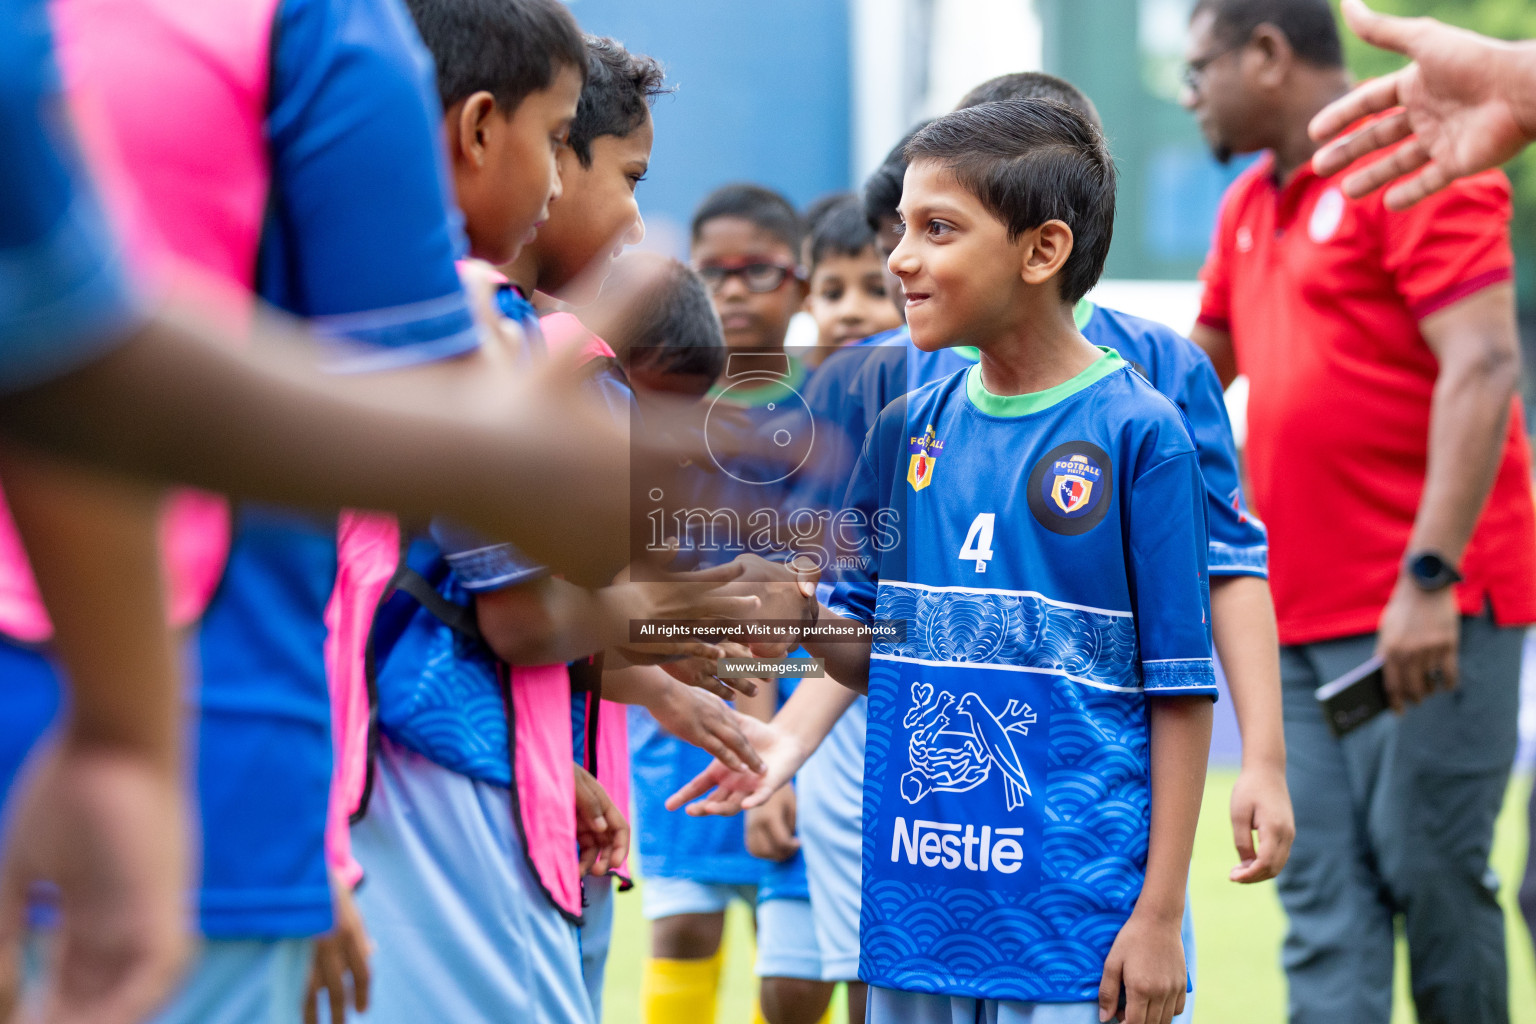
[671,96,1217,1024]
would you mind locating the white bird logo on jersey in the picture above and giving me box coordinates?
[900,683,1036,811]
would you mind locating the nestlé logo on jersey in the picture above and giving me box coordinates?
[1027,440,1113,536]
[906,424,944,492]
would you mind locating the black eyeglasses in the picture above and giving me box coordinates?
[695,261,802,294]
[1182,41,1243,93]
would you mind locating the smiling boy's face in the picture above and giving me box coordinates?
[533,111,654,303]
[890,159,1031,352]
[454,62,584,265]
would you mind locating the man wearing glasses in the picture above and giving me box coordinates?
[1182,2,1535,1023]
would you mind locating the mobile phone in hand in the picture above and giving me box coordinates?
[1314,655,1388,738]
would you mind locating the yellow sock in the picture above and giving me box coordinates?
[641,949,724,1024]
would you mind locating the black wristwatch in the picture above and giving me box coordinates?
[1405,551,1463,592]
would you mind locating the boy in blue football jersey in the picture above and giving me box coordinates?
[672,99,1216,1024]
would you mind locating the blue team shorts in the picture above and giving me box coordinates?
[26,936,311,1024]
[755,896,823,981]
[349,736,592,1024]
[639,876,757,920]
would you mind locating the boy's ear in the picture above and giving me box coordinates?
[452,91,501,168]
[1019,221,1075,288]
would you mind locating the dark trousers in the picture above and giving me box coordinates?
[1277,615,1522,1024]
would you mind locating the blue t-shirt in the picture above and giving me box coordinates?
[0,0,479,940]
[0,0,138,392]
[804,303,1265,581]
[830,350,1216,1002]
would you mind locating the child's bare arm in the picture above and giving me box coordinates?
[666,674,857,816]
[1209,575,1294,883]
[1098,695,1212,1024]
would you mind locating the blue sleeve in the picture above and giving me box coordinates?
[1128,450,1217,696]
[1176,353,1268,578]
[259,0,477,370]
[826,446,883,625]
[0,0,138,392]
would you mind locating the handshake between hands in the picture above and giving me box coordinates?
[601,552,825,819]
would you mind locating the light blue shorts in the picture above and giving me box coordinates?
[580,875,615,1021]
[350,736,592,1024]
[868,989,1101,1024]
[797,696,866,982]
[639,876,757,920]
[756,896,823,981]
[26,936,311,1024]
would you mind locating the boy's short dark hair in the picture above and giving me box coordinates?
[1191,0,1343,68]
[404,0,587,112]
[805,193,877,270]
[569,37,668,168]
[957,72,1102,131]
[904,99,1115,305]
[690,183,804,257]
[862,120,931,233]
[619,257,727,381]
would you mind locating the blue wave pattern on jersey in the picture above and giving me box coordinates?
[375,568,511,787]
[861,621,1152,1000]
[876,584,1139,691]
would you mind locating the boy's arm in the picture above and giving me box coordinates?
[666,674,857,817]
[0,447,189,1024]
[1209,575,1293,883]
[601,663,765,776]
[1099,696,1212,1024]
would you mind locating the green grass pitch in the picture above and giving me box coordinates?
[601,769,1536,1023]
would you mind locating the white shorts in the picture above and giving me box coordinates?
[350,736,592,1024]
[639,876,757,920]
[756,896,823,981]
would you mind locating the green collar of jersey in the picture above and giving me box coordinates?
[707,353,809,407]
[966,345,1125,418]
[1073,297,1096,330]
[949,301,1095,365]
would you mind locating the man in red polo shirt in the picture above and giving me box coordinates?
[1184,2,1536,1022]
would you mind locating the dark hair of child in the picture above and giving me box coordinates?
[404,0,588,111]
[861,119,932,232]
[956,71,1102,131]
[804,193,878,270]
[569,37,669,167]
[617,257,727,384]
[689,183,805,256]
[904,99,1116,304]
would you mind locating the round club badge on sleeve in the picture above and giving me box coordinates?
[1027,441,1112,535]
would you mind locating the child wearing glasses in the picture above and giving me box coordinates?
[691,184,810,354]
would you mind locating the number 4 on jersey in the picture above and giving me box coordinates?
[959,513,995,573]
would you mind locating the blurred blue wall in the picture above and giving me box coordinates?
[567,0,853,257]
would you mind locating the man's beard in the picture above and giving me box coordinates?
[1212,141,1234,165]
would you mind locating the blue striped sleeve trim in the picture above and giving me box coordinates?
[1207,540,1268,578]
[1143,658,1218,697]
[315,291,480,373]
[444,544,547,592]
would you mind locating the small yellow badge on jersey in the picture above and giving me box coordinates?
[906,424,944,492]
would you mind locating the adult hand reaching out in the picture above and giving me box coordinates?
[1310,0,1536,209]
